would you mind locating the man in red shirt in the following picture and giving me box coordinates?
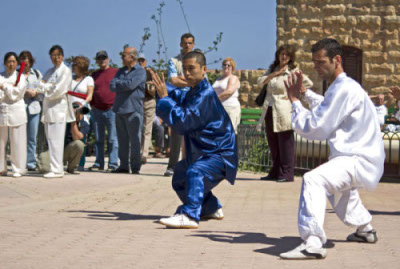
[89,51,119,172]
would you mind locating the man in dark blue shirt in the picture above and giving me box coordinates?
[148,51,238,229]
[110,47,146,174]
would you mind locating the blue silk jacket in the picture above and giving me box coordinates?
[156,78,238,184]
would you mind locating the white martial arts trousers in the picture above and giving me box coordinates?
[44,122,66,174]
[0,124,27,174]
[298,156,373,246]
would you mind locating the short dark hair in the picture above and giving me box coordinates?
[4,52,19,65]
[311,38,342,61]
[19,50,35,67]
[49,45,64,56]
[183,51,206,67]
[181,33,195,43]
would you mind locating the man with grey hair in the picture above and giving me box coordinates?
[110,47,146,174]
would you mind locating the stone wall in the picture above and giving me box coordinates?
[277,0,400,107]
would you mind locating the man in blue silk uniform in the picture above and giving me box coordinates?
[148,51,238,228]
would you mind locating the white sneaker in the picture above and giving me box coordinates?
[43,172,64,178]
[280,243,327,260]
[347,229,377,243]
[12,172,22,178]
[201,208,224,220]
[159,214,199,229]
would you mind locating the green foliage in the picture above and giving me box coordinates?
[207,70,220,85]
[239,136,269,172]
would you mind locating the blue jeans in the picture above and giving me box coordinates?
[26,111,40,169]
[92,108,119,169]
[116,111,143,172]
[172,156,225,221]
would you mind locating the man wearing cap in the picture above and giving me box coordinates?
[110,47,146,174]
[89,51,119,172]
[138,53,156,164]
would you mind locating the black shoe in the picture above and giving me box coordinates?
[132,169,140,175]
[111,167,130,173]
[260,175,277,181]
[27,167,37,172]
[67,169,80,175]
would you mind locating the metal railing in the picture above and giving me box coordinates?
[238,124,400,179]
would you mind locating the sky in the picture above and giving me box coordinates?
[0,0,276,73]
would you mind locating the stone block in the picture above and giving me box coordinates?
[358,15,381,28]
[396,64,400,73]
[384,16,400,31]
[323,15,347,26]
[296,50,312,62]
[288,17,299,28]
[348,37,361,47]
[388,51,400,59]
[362,39,383,50]
[300,18,322,27]
[347,16,358,26]
[385,40,400,50]
[322,4,346,15]
[370,63,394,74]
[349,6,370,15]
[364,75,387,87]
[387,75,400,85]
[382,29,398,40]
[352,28,374,40]
[364,51,386,64]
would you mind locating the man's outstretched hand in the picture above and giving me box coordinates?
[284,70,306,103]
[147,68,168,98]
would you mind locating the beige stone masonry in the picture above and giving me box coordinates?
[277,0,400,107]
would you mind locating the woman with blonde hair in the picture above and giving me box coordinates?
[213,57,241,133]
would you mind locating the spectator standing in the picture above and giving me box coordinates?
[20,51,43,171]
[212,57,241,133]
[164,33,195,177]
[256,45,313,182]
[38,45,75,178]
[89,51,119,172]
[375,94,387,127]
[0,52,27,177]
[110,47,146,174]
[138,53,156,164]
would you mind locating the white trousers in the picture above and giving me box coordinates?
[44,122,66,174]
[298,156,372,245]
[223,105,241,134]
[0,124,27,174]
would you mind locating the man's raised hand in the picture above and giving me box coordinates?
[284,70,305,103]
[147,68,168,98]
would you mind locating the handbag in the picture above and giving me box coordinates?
[255,84,267,107]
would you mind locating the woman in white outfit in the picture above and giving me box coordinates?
[0,52,27,177]
[38,45,75,178]
[212,57,241,133]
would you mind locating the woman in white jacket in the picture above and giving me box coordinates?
[0,52,27,177]
[38,45,75,178]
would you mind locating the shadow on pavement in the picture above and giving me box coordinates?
[189,231,303,257]
[66,210,167,221]
[369,210,400,216]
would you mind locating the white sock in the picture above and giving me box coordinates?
[306,235,323,248]
[357,223,373,233]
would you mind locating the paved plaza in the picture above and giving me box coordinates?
[0,157,399,269]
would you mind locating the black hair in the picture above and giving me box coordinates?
[181,33,195,43]
[183,51,206,67]
[311,38,342,61]
[4,52,19,65]
[49,45,64,56]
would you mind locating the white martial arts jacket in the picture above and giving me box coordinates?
[39,62,75,123]
[292,73,385,190]
[0,70,27,126]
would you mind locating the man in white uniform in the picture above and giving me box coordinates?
[280,38,385,259]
